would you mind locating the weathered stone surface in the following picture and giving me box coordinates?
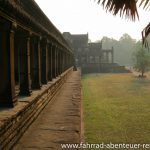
[14,70,81,150]
[0,68,73,150]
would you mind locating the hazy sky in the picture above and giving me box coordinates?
[35,0,150,42]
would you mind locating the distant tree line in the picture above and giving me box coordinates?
[96,33,150,67]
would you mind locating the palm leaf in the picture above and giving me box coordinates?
[96,0,139,20]
[96,0,150,46]
[139,0,150,10]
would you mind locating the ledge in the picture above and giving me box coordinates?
[0,68,73,150]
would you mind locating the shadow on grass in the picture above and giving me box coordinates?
[128,76,150,91]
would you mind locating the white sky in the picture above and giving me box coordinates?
[35,0,150,42]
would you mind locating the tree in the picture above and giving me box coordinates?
[133,48,150,77]
[118,34,137,66]
[96,0,150,45]
[98,34,137,66]
[119,34,136,43]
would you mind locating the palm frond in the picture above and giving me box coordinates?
[136,0,150,46]
[142,22,150,47]
[139,0,150,10]
[96,0,139,20]
[96,0,150,46]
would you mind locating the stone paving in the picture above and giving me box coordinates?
[14,70,81,150]
[0,78,58,127]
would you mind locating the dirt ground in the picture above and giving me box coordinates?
[14,70,81,150]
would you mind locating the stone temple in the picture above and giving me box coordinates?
[63,32,128,73]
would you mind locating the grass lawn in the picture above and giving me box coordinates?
[82,73,150,149]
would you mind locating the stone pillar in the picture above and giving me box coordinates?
[64,52,66,71]
[112,47,114,63]
[70,54,72,67]
[67,53,69,69]
[19,32,32,96]
[0,21,17,107]
[48,43,52,81]
[69,54,71,67]
[106,52,109,63]
[52,44,56,78]
[86,52,89,63]
[57,48,60,75]
[55,47,59,77]
[69,54,71,68]
[71,54,73,67]
[58,49,61,75]
[30,36,41,89]
[61,51,63,72]
[62,51,65,72]
[99,54,101,72]
[68,54,70,68]
[59,51,62,74]
[41,39,48,84]
[66,53,68,68]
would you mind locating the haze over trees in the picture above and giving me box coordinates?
[133,47,150,77]
[97,33,150,67]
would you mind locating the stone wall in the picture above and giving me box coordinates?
[81,63,131,74]
[0,68,73,150]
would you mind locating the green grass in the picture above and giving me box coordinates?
[82,73,150,149]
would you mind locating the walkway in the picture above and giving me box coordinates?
[14,70,81,150]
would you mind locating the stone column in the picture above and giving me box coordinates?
[19,32,32,96]
[66,53,68,68]
[58,49,62,75]
[52,44,56,78]
[71,54,74,67]
[86,52,89,63]
[59,51,62,74]
[0,21,17,107]
[111,47,114,63]
[48,43,52,81]
[41,39,48,84]
[30,36,41,89]
[69,54,71,68]
[67,53,69,69]
[99,54,101,72]
[64,52,66,71]
[60,50,63,73]
[57,48,60,75]
[62,51,65,72]
[66,53,69,69]
[55,47,59,77]
[69,54,72,67]
[68,54,70,68]
[106,52,109,63]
